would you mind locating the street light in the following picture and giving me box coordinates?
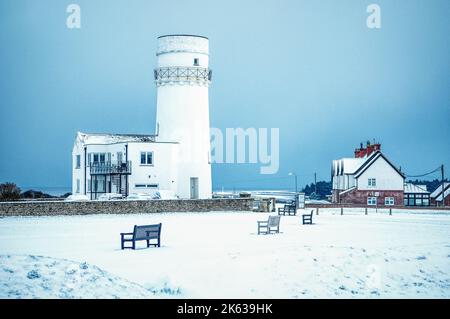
[288,172,298,193]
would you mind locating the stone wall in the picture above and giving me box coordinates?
[0,198,254,217]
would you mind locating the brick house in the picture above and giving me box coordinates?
[332,142,405,206]
[430,182,450,207]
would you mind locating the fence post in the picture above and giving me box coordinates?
[341,207,343,215]
[316,207,319,216]
[365,207,368,215]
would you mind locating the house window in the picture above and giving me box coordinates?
[368,178,376,187]
[367,197,377,205]
[140,152,153,165]
[75,155,81,169]
[135,184,159,189]
[76,179,80,193]
[385,197,394,206]
[87,179,91,192]
[117,152,123,164]
[91,153,108,165]
[194,58,199,66]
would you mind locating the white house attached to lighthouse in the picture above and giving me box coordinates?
[72,35,213,199]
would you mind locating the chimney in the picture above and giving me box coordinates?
[373,142,381,152]
[354,142,367,158]
[366,140,381,156]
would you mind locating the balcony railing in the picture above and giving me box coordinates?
[154,67,212,83]
[90,161,132,175]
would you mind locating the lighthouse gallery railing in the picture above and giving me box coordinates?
[154,67,212,82]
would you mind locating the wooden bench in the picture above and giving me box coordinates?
[302,210,313,225]
[278,204,297,216]
[120,223,162,250]
[257,216,281,235]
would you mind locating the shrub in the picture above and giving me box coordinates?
[0,182,21,201]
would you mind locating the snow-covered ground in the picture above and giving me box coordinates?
[0,208,449,298]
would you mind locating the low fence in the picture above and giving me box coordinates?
[305,203,449,210]
[0,198,254,217]
[305,204,450,216]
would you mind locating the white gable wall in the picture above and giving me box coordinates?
[127,142,178,195]
[357,157,404,191]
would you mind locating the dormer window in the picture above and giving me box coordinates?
[194,58,199,66]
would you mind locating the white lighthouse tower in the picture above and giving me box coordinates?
[154,35,212,199]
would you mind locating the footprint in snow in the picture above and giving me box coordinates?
[416,256,427,260]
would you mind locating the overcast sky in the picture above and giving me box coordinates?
[0,0,449,192]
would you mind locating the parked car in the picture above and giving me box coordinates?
[126,193,159,201]
[97,193,124,201]
[65,194,89,202]
[158,190,178,199]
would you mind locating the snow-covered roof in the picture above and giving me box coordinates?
[76,132,156,145]
[404,183,429,194]
[332,158,365,175]
[430,182,450,200]
[332,151,404,180]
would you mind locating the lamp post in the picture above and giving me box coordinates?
[288,172,298,194]
[289,172,299,209]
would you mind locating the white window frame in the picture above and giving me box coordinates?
[367,197,377,206]
[384,197,394,206]
[368,178,376,187]
[140,151,154,166]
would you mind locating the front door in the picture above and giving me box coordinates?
[190,177,199,199]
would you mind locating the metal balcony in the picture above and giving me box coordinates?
[90,161,132,175]
[154,67,212,82]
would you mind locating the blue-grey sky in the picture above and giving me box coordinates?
[0,0,449,192]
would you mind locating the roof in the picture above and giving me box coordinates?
[332,158,365,175]
[332,151,404,180]
[354,151,405,179]
[158,34,208,40]
[430,182,450,200]
[76,132,156,145]
[404,183,429,194]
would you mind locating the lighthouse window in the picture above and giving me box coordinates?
[194,58,199,66]
[140,152,154,165]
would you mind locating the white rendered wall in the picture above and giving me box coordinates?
[155,35,212,199]
[72,142,85,195]
[127,142,179,195]
[357,157,404,191]
[72,141,179,197]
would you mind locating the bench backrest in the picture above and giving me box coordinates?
[133,223,161,240]
[268,215,281,227]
